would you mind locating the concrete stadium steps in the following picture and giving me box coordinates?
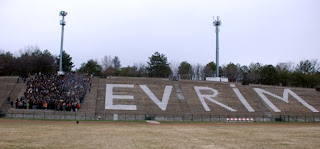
[97,77,184,115]
[173,83,191,115]
[90,77,320,117]
[95,78,107,113]
[80,77,99,113]
[0,77,17,101]
[0,77,19,112]
[179,81,264,116]
[235,84,271,116]
[2,76,320,119]
[250,85,320,116]
[2,81,26,113]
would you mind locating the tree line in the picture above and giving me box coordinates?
[0,46,73,76]
[1,46,319,88]
[77,52,320,88]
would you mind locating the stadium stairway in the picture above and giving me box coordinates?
[173,82,191,115]
[80,77,99,114]
[0,77,26,114]
[96,78,107,114]
[0,77,17,102]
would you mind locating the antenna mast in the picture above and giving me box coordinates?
[213,16,221,78]
[58,11,68,75]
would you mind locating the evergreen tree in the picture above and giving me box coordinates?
[147,52,172,77]
[295,60,316,74]
[260,65,278,85]
[0,51,15,75]
[77,59,102,76]
[203,62,216,77]
[56,50,74,72]
[112,56,121,76]
[224,63,240,82]
[178,61,192,79]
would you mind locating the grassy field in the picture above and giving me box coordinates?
[0,119,319,149]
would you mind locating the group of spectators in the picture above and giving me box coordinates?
[14,73,89,112]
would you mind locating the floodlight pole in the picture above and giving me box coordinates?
[213,16,221,77]
[59,11,67,74]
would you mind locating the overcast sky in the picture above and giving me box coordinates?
[0,0,319,69]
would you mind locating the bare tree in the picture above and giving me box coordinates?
[101,55,113,71]
[247,62,263,84]
[223,63,240,82]
[192,63,204,80]
[314,59,320,72]
[169,60,179,76]
[276,61,295,72]
[295,59,318,74]
[310,59,319,72]
[134,62,148,77]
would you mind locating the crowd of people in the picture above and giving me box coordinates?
[14,73,89,112]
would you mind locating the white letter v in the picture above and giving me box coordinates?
[140,85,173,111]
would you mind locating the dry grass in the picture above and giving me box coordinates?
[0,119,319,149]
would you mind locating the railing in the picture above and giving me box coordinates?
[1,110,319,122]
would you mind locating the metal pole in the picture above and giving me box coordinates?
[213,16,221,78]
[59,19,64,72]
[59,11,67,73]
[215,24,219,77]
